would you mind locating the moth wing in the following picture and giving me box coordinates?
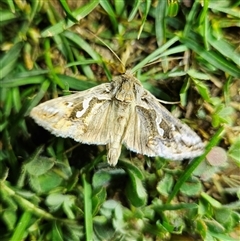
[123,89,204,160]
[30,83,113,145]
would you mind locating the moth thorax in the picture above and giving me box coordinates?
[115,81,134,102]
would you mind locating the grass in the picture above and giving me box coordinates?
[0,0,240,240]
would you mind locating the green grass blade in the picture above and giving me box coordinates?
[155,0,167,46]
[207,29,240,65]
[183,0,201,37]
[128,0,141,21]
[41,0,100,37]
[10,211,32,241]
[179,32,240,78]
[44,38,65,89]
[6,0,16,13]
[0,42,23,79]
[0,75,47,88]
[132,36,179,72]
[57,74,96,90]
[100,0,118,33]
[25,80,50,115]
[58,0,78,23]
[0,10,17,22]
[82,173,93,241]
[63,31,101,61]
[138,0,151,39]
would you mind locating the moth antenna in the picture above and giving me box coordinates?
[87,30,126,72]
[141,57,184,69]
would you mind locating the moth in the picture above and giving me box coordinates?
[30,70,204,166]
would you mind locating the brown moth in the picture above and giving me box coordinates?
[30,70,204,166]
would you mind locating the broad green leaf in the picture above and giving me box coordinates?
[125,168,147,207]
[29,171,63,193]
[191,78,211,102]
[25,154,54,176]
[180,177,202,196]
[156,173,174,196]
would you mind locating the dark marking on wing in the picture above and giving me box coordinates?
[159,119,173,139]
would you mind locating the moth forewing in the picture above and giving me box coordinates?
[122,86,204,161]
[30,71,204,166]
[30,85,113,144]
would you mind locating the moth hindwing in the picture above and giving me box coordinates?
[30,71,204,166]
